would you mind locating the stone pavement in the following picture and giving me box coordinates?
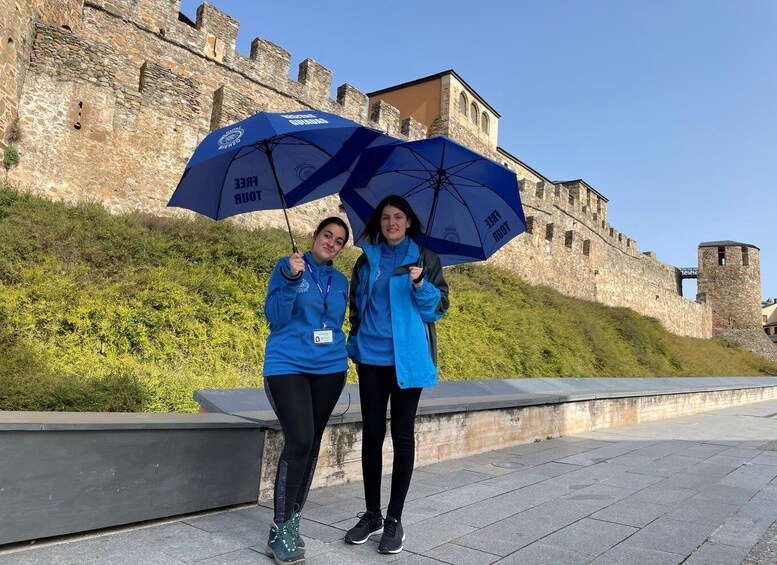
[4,400,777,564]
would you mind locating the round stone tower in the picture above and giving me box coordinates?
[696,241,762,330]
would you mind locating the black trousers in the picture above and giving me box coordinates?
[265,371,346,524]
[358,363,422,521]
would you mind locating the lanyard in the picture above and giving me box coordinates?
[303,255,333,328]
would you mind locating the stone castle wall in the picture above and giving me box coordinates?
[6,0,715,339]
[1,0,82,144]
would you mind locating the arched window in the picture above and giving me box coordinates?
[481,112,489,135]
[459,92,467,115]
[470,102,478,125]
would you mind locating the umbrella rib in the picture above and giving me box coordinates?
[405,146,440,172]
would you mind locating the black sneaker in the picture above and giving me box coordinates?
[378,516,405,554]
[343,511,383,544]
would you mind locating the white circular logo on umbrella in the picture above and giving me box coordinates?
[217,127,244,150]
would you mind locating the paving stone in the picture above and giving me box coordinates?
[706,453,756,467]
[304,481,365,505]
[387,495,462,526]
[742,519,777,565]
[590,498,670,528]
[708,515,773,548]
[182,508,259,533]
[627,454,700,477]
[653,471,720,490]
[557,443,653,467]
[683,541,751,564]
[441,491,535,528]
[302,541,386,564]
[421,482,508,508]
[631,484,698,505]
[619,518,717,554]
[297,517,348,543]
[479,469,554,491]
[539,517,637,557]
[402,514,477,553]
[191,548,267,565]
[494,542,590,564]
[605,453,662,468]
[562,483,633,505]
[719,447,768,459]
[414,468,491,488]
[297,496,365,525]
[589,544,685,564]
[694,484,759,505]
[425,542,500,565]
[662,496,739,526]
[526,461,581,478]
[152,524,259,561]
[684,460,741,478]
[678,444,730,459]
[600,471,664,490]
[750,453,777,467]
[404,479,450,500]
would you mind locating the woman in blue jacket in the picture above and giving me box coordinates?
[343,195,449,554]
[263,217,350,565]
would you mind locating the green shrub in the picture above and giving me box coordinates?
[3,146,20,170]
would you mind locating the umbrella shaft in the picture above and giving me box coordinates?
[263,142,298,253]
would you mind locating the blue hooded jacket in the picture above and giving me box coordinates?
[347,239,449,388]
[263,252,349,377]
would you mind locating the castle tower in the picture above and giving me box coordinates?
[367,70,499,156]
[697,241,762,330]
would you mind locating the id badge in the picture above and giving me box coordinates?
[313,328,334,345]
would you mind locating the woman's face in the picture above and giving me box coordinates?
[311,223,347,263]
[380,205,410,245]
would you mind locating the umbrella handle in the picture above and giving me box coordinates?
[413,256,426,284]
[280,243,300,279]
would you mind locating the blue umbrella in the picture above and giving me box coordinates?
[168,110,395,252]
[339,136,527,266]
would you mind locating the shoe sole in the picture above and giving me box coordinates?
[265,545,305,564]
[343,527,383,544]
[378,533,406,554]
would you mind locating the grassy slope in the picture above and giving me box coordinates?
[1,186,775,412]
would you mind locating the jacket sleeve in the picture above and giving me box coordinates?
[346,256,364,360]
[413,251,449,322]
[263,257,303,326]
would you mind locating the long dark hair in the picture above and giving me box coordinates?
[315,216,350,245]
[360,195,423,245]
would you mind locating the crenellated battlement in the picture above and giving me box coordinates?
[4,0,716,341]
[73,0,402,135]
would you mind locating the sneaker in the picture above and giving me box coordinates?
[378,516,405,554]
[265,521,304,564]
[343,510,383,544]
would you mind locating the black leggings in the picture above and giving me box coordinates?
[265,371,346,524]
[358,364,422,522]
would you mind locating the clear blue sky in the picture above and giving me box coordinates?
[181,0,777,300]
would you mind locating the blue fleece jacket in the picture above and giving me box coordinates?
[358,237,411,365]
[262,252,349,377]
[347,239,448,388]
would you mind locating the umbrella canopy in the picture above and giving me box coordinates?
[339,136,527,266]
[168,109,395,250]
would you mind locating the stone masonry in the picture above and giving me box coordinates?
[3,0,772,348]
